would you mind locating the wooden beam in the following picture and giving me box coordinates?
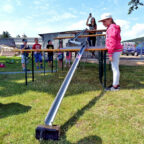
[54,34,106,40]
[87,29,106,33]
[13,48,107,52]
[63,29,106,34]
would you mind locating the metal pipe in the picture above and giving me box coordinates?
[32,52,34,82]
[68,40,81,45]
[44,51,46,75]
[52,53,53,73]
[104,50,107,88]
[24,52,28,85]
[45,41,87,126]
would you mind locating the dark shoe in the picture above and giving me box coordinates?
[107,84,113,88]
[105,85,120,91]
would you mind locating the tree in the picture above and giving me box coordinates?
[128,0,144,14]
[1,31,11,38]
[22,34,27,38]
[16,35,21,38]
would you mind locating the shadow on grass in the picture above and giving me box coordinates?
[0,66,101,98]
[61,91,104,143]
[0,103,31,119]
[41,91,104,144]
[77,135,102,144]
[0,63,144,98]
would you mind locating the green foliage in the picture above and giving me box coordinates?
[16,35,21,38]
[1,31,11,38]
[22,34,27,38]
[128,0,144,14]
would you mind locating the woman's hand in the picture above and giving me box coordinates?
[88,15,91,19]
[109,57,113,62]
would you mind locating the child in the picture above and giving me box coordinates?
[99,13,123,91]
[32,38,43,69]
[46,40,54,67]
[65,51,72,68]
[21,39,30,71]
[57,41,64,69]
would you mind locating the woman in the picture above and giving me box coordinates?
[99,13,123,91]
[86,13,97,47]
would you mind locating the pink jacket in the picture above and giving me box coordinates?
[106,24,123,58]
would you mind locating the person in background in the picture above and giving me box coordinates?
[86,13,97,57]
[21,39,30,71]
[65,51,72,68]
[99,13,123,91]
[57,40,64,69]
[46,40,54,67]
[32,38,43,69]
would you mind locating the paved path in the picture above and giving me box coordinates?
[0,70,56,74]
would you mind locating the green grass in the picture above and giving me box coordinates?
[0,56,56,72]
[0,56,144,144]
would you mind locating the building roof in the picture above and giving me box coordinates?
[39,29,106,36]
[39,30,82,36]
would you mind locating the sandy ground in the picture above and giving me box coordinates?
[83,55,144,66]
[119,55,144,65]
[119,60,144,66]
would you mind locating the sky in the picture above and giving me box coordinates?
[0,0,144,40]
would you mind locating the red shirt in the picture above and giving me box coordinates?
[32,43,41,50]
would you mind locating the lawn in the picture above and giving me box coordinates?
[0,56,144,144]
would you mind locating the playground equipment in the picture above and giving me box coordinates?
[35,29,107,141]
[10,49,58,85]
[35,29,87,140]
[6,29,106,85]
[1,29,106,140]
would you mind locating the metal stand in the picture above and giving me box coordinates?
[98,51,103,85]
[103,51,107,88]
[24,52,28,85]
[55,54,58,72]
[52,54,54,73]
[98,50,107,88]
[62,53,64,71]
[32,52,34,82]
[35,29,87,141]
[44,51,46,75]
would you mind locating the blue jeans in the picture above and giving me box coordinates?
[34,53,42,63]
